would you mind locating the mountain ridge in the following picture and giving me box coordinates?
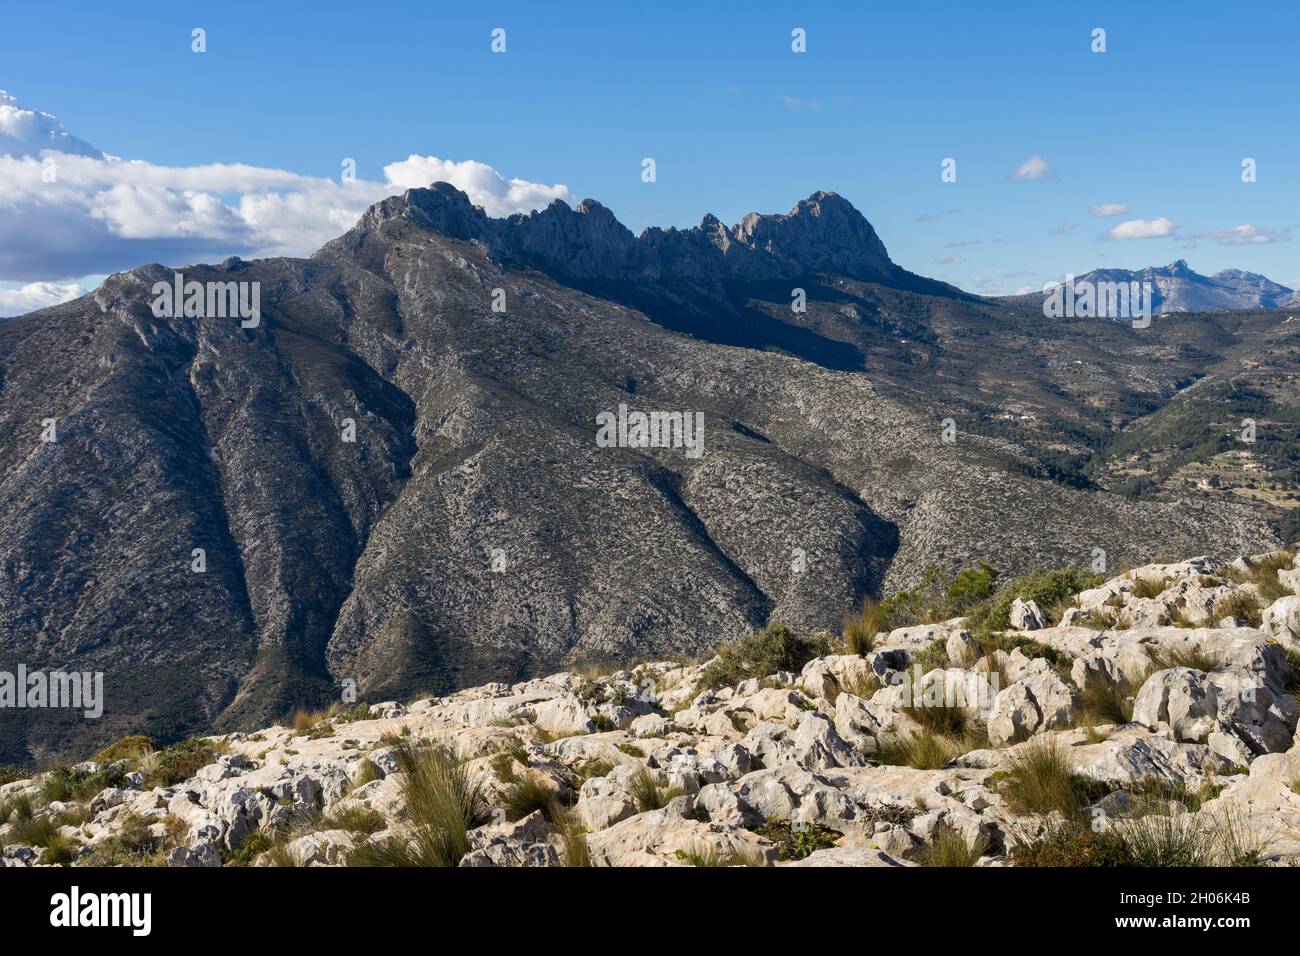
[0,183,1282,764]
[1000,259,1300,315]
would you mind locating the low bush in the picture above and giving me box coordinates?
[700,624,831,690]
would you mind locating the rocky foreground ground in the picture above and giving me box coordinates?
[5,548,1300,868]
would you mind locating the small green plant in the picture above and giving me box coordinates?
[917,829,986,867]
[41,763,128,803]
[558,812,591,867]
[0,765,26,786]
[628,766,680,813]
[1131,576,1171,599]
[346,743,487,867]
[40,833,79,865]
[999,740,1101,818]
[751,818,840,860]
[1216,591,1263,627]
[320,804,387,835]
[838,671,881,701]
[0,793,33,826]
[875,729,962,770]
[142,738,222,788]
[616,742,645,758]
[1013,823,1130,866]
[1147,643,1219,673]
[966,567,1103,640]
[1079,675,1133,725]
[1226,549,1296,605]
[9,813,59,848]
[840,598,882,656]
[349,758,382,792]
[574,758,615,781]
[911,638,951,675]
[86,813,160,864]
[674,842,765,867]
[502,776,563,825]
[700,624,831,691]
[92,735,156,765]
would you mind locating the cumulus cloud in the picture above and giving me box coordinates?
[1009,154,1053,181]
[1089,203,1130,217]
[1107,217,1176,240]
[0,90,102,159]
[383,155,573,218]
[0,278,99,316]
[935,255,962,265]
[0,91,576,283]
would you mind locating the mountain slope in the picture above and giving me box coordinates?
[0,186,1278,763]
[1001,260,1300,315]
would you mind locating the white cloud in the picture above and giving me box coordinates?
[0,91,576,283]
[1089,203,1130,217]
[1107,217,1176,240]
[0,278,99,316]
[0,90,102,159]
[383,156,572,218]
[935,255,962,265]
[1009,154,1052,181]
[1178,224,1289,246]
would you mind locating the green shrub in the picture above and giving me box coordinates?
[917,829,986,867]
[1131,576,1171,599]
[911,638,951,675]
[92,735,155,764]
[1013,824,1130,866]
[346,743,487,867]
[999,740,1102,818]
[143,739,221,788]
[319,804,387,835]
[558,812,591,867]
[752,818,840,860]
[875,729,963,770]
[87,813,160,864]
[947,562,1000,612]
[1079,675,1133,725]
[502,776,563,825]
[840,598,882,656]
[674,842,765,867]
[349,758,382,792]
[0,765,29,786]
[628,766,680,813]
[1216,591,1263,627]
[700,624,831,690]
[41,763,128,803]
[1147,644,1219,673]
[9,813,59,847]
[39,833,79,865]
[967,567,1103,639]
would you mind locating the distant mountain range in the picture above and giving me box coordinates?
[1000,259,1300,315]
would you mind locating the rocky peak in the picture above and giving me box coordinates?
[361,183,901,285]
[729,191,894,279]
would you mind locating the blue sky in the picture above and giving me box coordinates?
[1,0,1297,313]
